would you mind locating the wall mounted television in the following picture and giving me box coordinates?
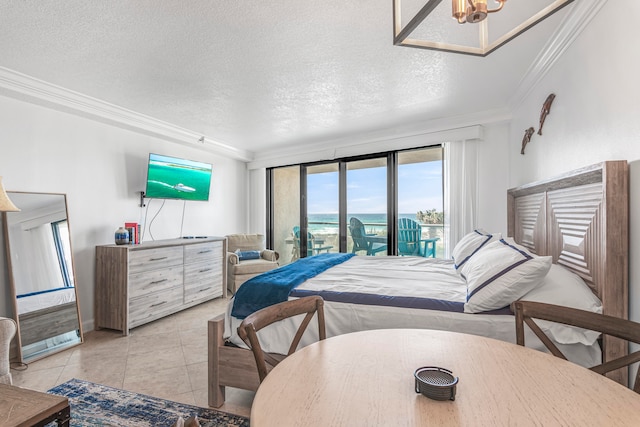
[144,153,212,201]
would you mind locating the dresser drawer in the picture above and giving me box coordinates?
[184,281,223,304]
[184,261,223,304]
[129,265,183,299]
[129,246,183,273]
[129,286,184,328]
[184,241,222,265]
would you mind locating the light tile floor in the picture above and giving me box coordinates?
[11,296,254,418]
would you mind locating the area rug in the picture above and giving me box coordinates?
[47,379,249,427]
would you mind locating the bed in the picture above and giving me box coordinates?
[16,287,80,347]
[207,160,629,407]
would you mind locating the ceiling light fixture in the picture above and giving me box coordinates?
[393,0,575,57]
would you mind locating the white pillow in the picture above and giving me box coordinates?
[519,264,603,345]
[451,230,502,270]
[501,236,536,256]
[462,239,551,313]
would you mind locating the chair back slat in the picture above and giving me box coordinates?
[523,317,566,359]
[288,311,315,356]
[593,352,640,376]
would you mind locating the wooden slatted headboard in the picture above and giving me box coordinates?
[507,160,629,385]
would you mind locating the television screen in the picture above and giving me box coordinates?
[145,153,212,201]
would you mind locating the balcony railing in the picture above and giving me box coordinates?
[305,220,445,256]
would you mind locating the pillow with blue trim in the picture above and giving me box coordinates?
[235,249,261,261]
[451,229,502,270]
[520,263,602,345]
[461,239,551,313]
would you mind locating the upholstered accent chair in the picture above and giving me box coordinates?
[226,234,279,294]
[0,317,17,385]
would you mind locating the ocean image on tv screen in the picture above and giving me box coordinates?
[145,154,212,201]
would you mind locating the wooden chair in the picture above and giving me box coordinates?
[512,301,640,393]
[237,296,326,382]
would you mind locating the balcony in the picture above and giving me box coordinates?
[281,217,445,265]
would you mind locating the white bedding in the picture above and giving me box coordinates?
[17,287,76,315]
[224,256,602,368]
[294,256,465,300]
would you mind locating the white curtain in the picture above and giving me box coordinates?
[443,140,478,258]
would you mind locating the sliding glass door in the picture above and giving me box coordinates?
[397,147,443,258]
[306,163,339,257]
[268,145,443,263]
[346,157,388,256]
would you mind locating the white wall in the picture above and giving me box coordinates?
[508,1,640,324]
[477,123,510,233]
[0,94,248,331]
[249,168,267,234]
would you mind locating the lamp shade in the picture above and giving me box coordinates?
[0,177,20,212]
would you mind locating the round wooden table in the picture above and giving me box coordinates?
[251,329,640,426]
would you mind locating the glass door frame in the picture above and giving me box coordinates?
[267,145,442,259]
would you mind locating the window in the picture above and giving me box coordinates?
[268,146,443,264]
[51,220,74,287]
[397,148,443,257]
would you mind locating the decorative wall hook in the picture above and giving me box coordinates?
[538,94,556,135]
[520,127,535,155]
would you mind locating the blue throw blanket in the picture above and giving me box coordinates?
[231,252,355,319]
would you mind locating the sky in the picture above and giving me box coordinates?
[307,160,443,215]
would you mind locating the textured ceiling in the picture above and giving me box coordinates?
[0,1,572,155]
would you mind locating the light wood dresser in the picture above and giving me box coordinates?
[95,237,226,335]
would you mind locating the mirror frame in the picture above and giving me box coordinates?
[3,191,83,363]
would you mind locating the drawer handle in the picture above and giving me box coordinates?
[150,279,168,285]
[199,287,212,293]
[199,268,212,273]
[198,250,213,254]
[150,256,168,261]
[150,301,166,308]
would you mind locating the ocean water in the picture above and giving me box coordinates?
[308,213,418,234]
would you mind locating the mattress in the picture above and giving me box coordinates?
[225,256,602,368]
[17,287,76,315]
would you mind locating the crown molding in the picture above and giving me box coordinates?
[509,0,609,109]
[0,67,253,162]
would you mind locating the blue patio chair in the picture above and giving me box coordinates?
[398,218,438,258]
[398,218,422,256]
[349,217,387,256]
[293,226,333,256]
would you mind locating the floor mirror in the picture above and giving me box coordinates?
[3,192,83,363]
